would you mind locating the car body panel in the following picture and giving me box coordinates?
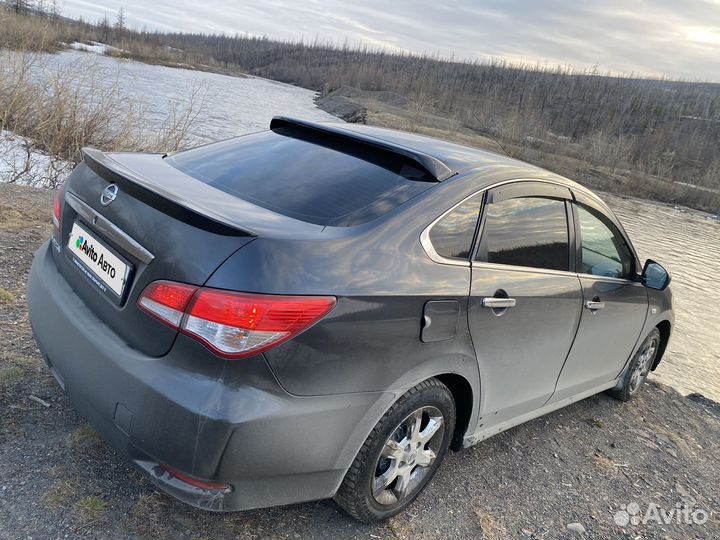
[550,277,648,402]
[28,243,398,510]
[469,264,583,425]
[53,162,255,356]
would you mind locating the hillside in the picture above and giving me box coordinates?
[1,5,719,212]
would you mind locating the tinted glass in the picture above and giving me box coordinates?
[429,194,483,259]
[166,127,433,227]
[576,205,633,278]
[477,197,569,271]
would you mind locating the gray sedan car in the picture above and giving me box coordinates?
[27,117,673,522]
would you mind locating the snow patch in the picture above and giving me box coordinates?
[0,131,72,187]
[68,41,124,55]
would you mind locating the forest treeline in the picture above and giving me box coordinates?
[1,1,719,209]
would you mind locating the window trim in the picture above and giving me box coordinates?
[421,178,640,281]
[420,190,483,266]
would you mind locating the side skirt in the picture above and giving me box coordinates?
[462,379,618,448]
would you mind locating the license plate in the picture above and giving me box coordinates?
[67,222,129,297]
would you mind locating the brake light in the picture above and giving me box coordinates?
[137,282,336,359]
[52,183,67,230]
[137,281,198,328]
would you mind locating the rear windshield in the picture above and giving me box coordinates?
[166,126,435,227]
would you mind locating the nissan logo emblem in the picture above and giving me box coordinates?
[101,184,119,206]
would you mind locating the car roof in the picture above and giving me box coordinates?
[269,117,602,208]
[335,123,603,197]
[323,122,545,173]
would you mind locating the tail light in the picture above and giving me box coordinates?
[138,281,198,328]
[52,182,67,230]
[138,281,336,359]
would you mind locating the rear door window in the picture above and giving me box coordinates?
[476,196,570,271]
[428,194,483,260]
[166,127,434,227]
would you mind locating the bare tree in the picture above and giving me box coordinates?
[114,6,125,40]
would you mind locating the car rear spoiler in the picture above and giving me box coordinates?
[81,147,325,238]
[270,116,456,181]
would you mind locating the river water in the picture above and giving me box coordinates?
[604,194,720,400]
[6,50,720,400]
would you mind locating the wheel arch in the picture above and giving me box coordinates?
[434,373,474,451]
[651,319,672,371]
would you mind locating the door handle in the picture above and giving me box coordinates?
[585,300,605,310]
[482,297,517,308]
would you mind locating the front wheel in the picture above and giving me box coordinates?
[607,328,661,401]
[334,378,456,523]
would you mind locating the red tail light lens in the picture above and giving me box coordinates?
[137,281,198,328]
[138,281,336,359]
[183,290,336,358]
[52,183,67,230]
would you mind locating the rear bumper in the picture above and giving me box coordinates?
[28,241,393,511]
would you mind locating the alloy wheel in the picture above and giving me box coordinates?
[372,406,445,506]
[629,337,658,394]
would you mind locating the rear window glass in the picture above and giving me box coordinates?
[166,127,434,226]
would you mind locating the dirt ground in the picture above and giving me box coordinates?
[1,183,719,539]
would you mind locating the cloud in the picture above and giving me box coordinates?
[60,0,720,80]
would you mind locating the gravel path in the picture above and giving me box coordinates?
[1,183,718,539]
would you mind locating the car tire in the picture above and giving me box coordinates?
[607,328,661,402]
[334,378,456,523]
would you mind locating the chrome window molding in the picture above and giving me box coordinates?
[419,225,471,267]
[576,272,638,285]
[420,178,575,268]
[65,191,155,265]
[471,260,578,278]
[420,177,640,281]
[419,188,478,266]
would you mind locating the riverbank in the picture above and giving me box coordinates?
[1,182,719,539]
[316,86,720,214]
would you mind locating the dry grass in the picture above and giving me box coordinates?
[127,492,173,537]
[67,424,104,454]
[75,495,108,521]
[0,15,206,188]
[475,508,507,538]
[0,286,14,304]
[0,10,64,52]
[0,201,50,231]
[0,366,23,383]
[592,452,623,475]
[654,426,694,457]
[362,106,720,212]
[43,479,80,506]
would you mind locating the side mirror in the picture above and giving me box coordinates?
[642,259,671,290]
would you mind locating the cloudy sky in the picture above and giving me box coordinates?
[61,0,720,80]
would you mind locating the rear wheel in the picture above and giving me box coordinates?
[335,378,455,523]
[608,328,661,401]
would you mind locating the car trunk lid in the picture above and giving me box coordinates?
[51,150,275,357]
